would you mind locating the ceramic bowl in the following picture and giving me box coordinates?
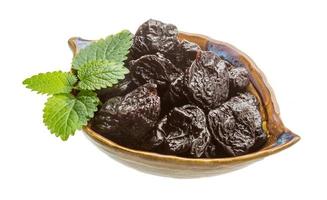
[68,32,300,178]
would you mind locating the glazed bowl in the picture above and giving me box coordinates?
[68,32,300,178]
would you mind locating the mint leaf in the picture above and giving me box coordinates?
[77,59,129,90]
[72,30,133,70]
[23,71,77,95]
[77,90,100,118]
[43,93,98,141]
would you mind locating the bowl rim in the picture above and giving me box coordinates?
[69,32,300,165]
[83,125,300,165]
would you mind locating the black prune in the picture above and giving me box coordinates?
[190,130,210,158]
[228,66,249,91]
[227,92,261,133]
[130,19,179,59]
[118,83,161,139]
[250,129,267,152]
[92,83,161,141]
[224,60,249,92]
[151,105,211,157]
[208,104,254,156]
[227,93,267,150]
[161,74,188,114]
[207,92,266,156]
[203,140,229,158]
[92,96,122,134]
[203,142,217,158]
[174,40,201,69]
[129,53,182,92]
[184,51,230,111]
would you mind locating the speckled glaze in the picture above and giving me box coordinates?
[68,32,300,178]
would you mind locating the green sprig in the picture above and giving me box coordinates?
[23,30,133,140]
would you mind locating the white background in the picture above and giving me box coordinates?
[0,0,326,199]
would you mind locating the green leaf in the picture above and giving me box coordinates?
[23,71,77,95]
[72,30,133,70]
[43,93,99,141]
[77,59,129,90]
[77,90,100,118]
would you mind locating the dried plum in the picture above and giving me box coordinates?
[161,74,188,113]
[251,129,267,152]
[228,66,249,91]
[130,19,179,59]
[207,92,266,156]
[227,93,267,150]
[150,105,211,157]
[208,104,254,156]
[203,142,217,158]
[190,130,210,158]
[224,60,249,92]
[129,53,182,92]
[174,40,201,69]
[92,83,161,142]
[184,51,229,111]
[92,96,122,134]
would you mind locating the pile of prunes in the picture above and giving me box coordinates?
[92,19,267,158]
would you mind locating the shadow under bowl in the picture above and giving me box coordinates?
[68,32,300,178]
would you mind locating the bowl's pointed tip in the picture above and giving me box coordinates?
[68,37,93,55]
[68,37,78,54]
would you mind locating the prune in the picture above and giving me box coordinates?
[184,51,230,111]
[92,96,122,134]
[203,142,217,158]
[224,60,249,92]
[165,40,201,69]
[96,77,136,103]
[227,92,261,132]
[208,105,254,156]
[129,53,182,92]
[92,83,161,141]
[161,74,188,113]
[228,66,249,91]
[250,129,267,152]
[207,92,266,156]
[190,130,210,158]
[150,105,211,157]
[130,19,179,59]
[227,93,267,150]
[203,140,229,158]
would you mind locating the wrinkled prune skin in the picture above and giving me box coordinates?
[129,53,182,92]
[190,130,210,158]
[228,66,249,91]
[166,40,201,69]
[227,93,267,151]
[184,51,230,111]
[208,104,254,156]
[92,96,122,134]
[92,83,161,142]
[224,60,249,93]
[250,129,267,152]
[149,105,211,157]
[203,142,217,158]
[207,92,266,156]
[161,74,188,114]
[96,77,137,103]
[130,19,179,59]
[118,83,161,139]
